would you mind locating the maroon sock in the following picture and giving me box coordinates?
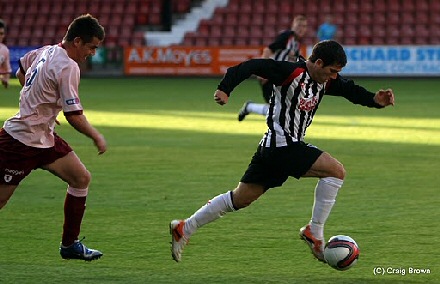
[62,193,86,247]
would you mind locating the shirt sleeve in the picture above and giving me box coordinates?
[19,47,42,74]
[268,30,291,52]
[217,58,299,96]
[325,75,383,108]
[58,63,83,113]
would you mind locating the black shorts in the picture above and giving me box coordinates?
[240,142,323,190]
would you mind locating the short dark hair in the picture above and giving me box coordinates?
[309,40,347,67]
[63,14,105,43]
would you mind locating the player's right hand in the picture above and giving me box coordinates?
[214,90,229,105]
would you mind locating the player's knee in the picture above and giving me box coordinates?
[71,169,91,189]
[334,163,346,180]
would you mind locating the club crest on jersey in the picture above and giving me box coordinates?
[4,175,12,183]
[299,96,319,112]
[66,98,80,105]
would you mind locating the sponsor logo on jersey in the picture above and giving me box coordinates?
[66,98,80,105]
[5,168,25,176]
[299,96,319,112]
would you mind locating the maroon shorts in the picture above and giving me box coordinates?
[0,128,73,185]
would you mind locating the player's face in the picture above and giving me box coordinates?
[293,20,307,38]
[313,59,342,84]
[74,37,102,63]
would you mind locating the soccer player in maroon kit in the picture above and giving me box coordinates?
[170,40,395,263]
[0,14,106,261]
[0,19,11,88]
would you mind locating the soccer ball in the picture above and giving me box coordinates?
[324,235,360,271]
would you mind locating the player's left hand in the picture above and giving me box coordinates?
[214,90,229,105]
[374,89,395,107]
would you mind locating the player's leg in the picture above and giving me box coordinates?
[42,150,102,261]
[170,145,278,261]
[42,151,90,244]
[245,102,270,116]
[237,81,272,121]
[0,184,18,209]
[170,182,265,262]
[300,151,345,261]
[246,81,272,116]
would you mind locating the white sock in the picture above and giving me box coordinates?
[310,177,343,240]
[184,191,235,237]
[247,103,269,116]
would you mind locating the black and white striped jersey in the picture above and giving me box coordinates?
[218,59,384,147]
[268,30,301,62]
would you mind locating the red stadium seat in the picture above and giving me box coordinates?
[332,0,345,13]
[417,0,430,11]
[346,1,359,12]
[400,25,415,38]
[432,0,440,11]
[252,13,264,27]
[234,38,248,46]
[388,13,400,25]
[387,0,400,12]
[429,11,440,25]
[401,12,415,25]
[359,0,374,12]
[221,37,234,46]
[345,13,358,25]
[194,37,208,47]
[402,0,415,11]
[373,0,386,12]
[223,25,236,37]
[371,37,386,45]
[210,25,223,38]
[415,11,430,25]
[359,13,372,25]
[249,37,263,47]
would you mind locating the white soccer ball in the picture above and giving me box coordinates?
[324,235,360,271]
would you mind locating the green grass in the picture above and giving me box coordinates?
[0,77,439,283]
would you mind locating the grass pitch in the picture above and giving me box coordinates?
[0,77,439,283]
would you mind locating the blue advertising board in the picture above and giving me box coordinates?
[8,46,38,74]
[342,45,440,76]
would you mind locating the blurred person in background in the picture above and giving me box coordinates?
[0,19,11,88]
[0,14,106,261]
[237,15,308,121]
[317,14,337,41]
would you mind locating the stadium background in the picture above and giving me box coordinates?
[2,0,440,77]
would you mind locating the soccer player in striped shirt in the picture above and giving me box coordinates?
[170,40,395,262]
[238,15,308,121]
[0,14,106,261]
[0,19,11,88]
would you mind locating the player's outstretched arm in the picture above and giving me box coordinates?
[65,113,107,155]
[374,89,395,107]
[214,90,229,106]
